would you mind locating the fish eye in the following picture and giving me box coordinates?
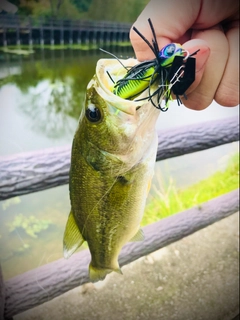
[85,104,102,123]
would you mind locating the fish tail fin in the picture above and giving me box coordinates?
[89,263,123,282]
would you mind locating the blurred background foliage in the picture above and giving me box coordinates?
[5,0,149,22]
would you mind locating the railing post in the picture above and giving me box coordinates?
[112,31,116,43]
[16,16,20,47]
[40,16,44,47]
[28,16,32,47]
[60,19,64,45]
[50,18,54,46]
[99,29,104,46]
[69,20,73,45]
[93,30,97,45]
[85,30,89,45]
[77,21,81,44]
[77,30,81,44]
[3,26,7,47]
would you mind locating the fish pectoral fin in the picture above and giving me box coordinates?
[147,179,152,194]
[130,228,145,242]
[63,210,85,259]
[89,263,123,282]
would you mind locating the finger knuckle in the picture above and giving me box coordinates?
[215,83,239,107]
[183,91,212,110]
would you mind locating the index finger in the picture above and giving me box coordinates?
[130,0,239,61]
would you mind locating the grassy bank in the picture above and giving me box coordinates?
[142,152,239,226]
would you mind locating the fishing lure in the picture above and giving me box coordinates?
[112,19,199,111]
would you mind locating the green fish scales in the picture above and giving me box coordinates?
[63,59,161,282]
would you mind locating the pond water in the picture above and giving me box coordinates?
[0,46,239,280]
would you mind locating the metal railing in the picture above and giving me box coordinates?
[0,15,131,31]
[0,15,131,46]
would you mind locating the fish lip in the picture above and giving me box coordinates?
[95,59,144,116]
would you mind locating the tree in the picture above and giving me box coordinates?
[70,0,92,12]
[49,0,63,17]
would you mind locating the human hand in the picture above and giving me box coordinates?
[130,0,239,110]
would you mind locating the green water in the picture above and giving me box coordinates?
[0,47,239,280]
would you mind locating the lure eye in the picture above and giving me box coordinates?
[159,43,183,67]
[85,104,102,123]
[161,43,177,58]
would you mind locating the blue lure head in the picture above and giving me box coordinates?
[158,43,184,67]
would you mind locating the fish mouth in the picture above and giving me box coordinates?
[95,58,146,116]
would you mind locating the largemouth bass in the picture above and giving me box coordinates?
[63,58,161,282]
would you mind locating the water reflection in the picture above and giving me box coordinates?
[0,46,134,138]
[20,79,84,138]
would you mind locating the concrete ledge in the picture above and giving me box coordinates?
[15,212,239,320]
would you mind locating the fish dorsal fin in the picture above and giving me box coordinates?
[63,210,85,259]
[130,228,145,242]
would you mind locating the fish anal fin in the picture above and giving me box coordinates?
[63,210,84,259]
[130,228,145,242]
[89,263,123,282]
